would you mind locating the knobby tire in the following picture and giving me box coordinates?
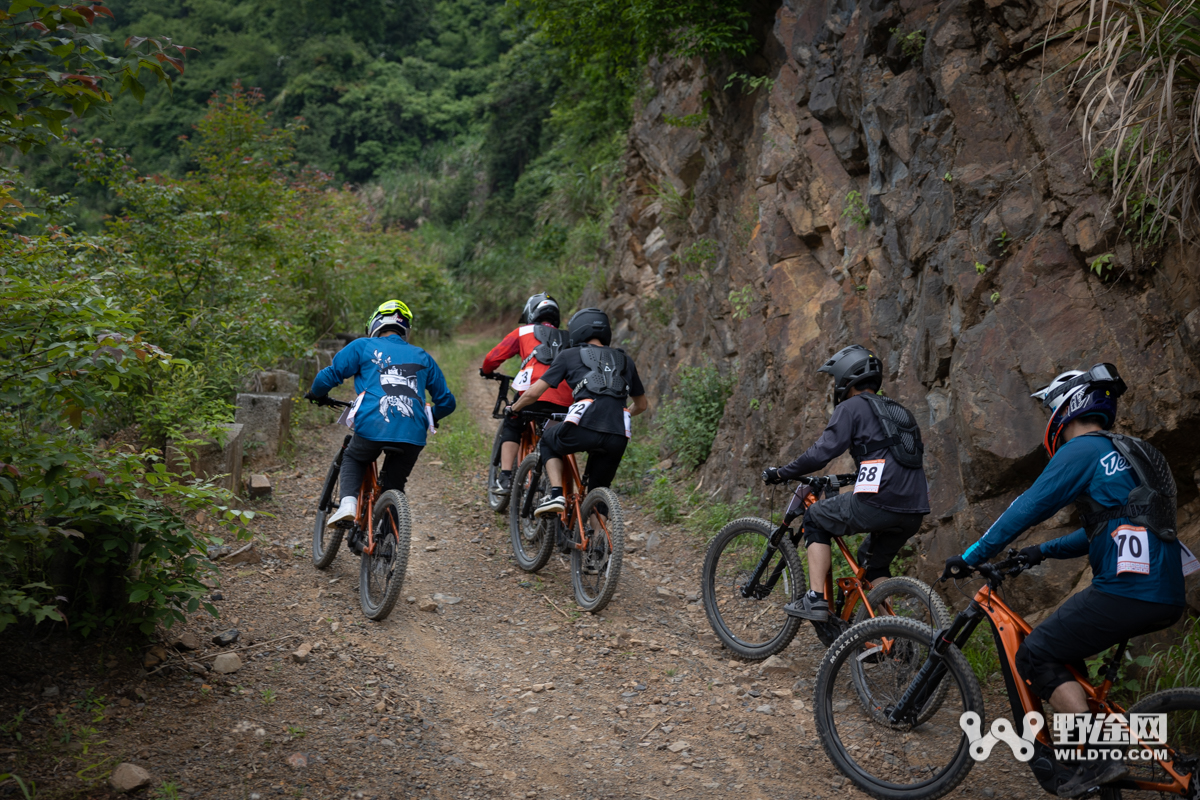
[510,453,554,572]
[487,426,509,514]
[359,489,411,621]
[571,487,624,613]
[312,457,343,570]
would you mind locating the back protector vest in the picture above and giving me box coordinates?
[573,346,628,400]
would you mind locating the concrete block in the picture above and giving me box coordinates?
[235,393,292,460]
[247,474,272,499]
[166,423,244,492]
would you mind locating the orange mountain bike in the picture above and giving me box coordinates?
[483,372,544,514]
[701,475,950,660]
[510,415,625,612]
[815,549,1200,800]
[310,398,411,621]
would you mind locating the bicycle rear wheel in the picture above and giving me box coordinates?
[510,453,554,572]
[486,426,509,514]
[700,517,804,660]
[312,457,343,569]
[815,616,983,800]
[359,490,411,621]
[571,487,624,612]
[1121,687,1200,790]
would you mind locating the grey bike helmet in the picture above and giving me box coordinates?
[818,344,883,405]
[519,293,561,327]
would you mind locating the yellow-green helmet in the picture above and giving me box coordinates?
[365,299,413,339]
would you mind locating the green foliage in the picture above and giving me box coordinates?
[961,629,1001,685]
[612,418,658,496]
[1151,614,1200,693]
[649,475,679,523]
[684,488,756,537]
[154,783,181,800]
[724,72,774,94]
[841,190,869,229]
[994,230,1013,254]
[729,286,755,320]
[658,365,734,469]
[974,261,987,275]
[890,27,926,59]
[676,238,718,271]
[1089,252,1115,277]
[644,293,674,327]
[0,3,189,154]
[0,773,34,800]
[662,109,709,128]
[990,291,1001,304]
[650,180,693,223]
[1086,648,1153,703]
[424,338,491,475]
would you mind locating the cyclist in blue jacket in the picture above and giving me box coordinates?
[306,300,456,526]
[943,364,1185,798]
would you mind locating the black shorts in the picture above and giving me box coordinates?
[1016,586,1183,700]
[539,422,628,491]
[339,435,422,499]
[499,401,568,446]
[802,491,926,582]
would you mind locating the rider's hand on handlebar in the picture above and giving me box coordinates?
[761,467,784,485]
[1017,545,1044,567]
[503,404,515,418]
[480,368,490,378]
[304,391,325,405]
[940,555,971,582]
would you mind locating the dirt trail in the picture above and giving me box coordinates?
[2,354,1045,800]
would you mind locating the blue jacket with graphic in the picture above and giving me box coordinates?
[963,433,1185,607]
[310,337,456,446]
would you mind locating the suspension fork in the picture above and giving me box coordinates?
[520,459,544,518]
[740,519,797,598]
[887,603,986,725]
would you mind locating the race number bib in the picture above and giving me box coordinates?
[854,459,886,494]
[1112,525,1150,575]
[1182,543,1200,577]
[565,398,594,425]
[338,392,366,430]
[513,366,534,393]
[623,408,632,439]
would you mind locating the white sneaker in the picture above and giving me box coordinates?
[326,497,357,526]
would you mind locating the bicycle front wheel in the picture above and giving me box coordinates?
[510,453,554,572]
[486,426,509,514]
[571,487,624,612]
[359,490,411,621]
[312,457,343,569]
[700,517,804,660]
[815,616,983,800]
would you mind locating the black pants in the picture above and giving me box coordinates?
[802,491,926,582]
[499,401,568,446]
[539,423,628,491]
[339,435,423,501]
[1016,586,1183,700]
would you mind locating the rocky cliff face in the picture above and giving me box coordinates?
[598,0,1200,616]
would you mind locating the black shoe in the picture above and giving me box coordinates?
[534,495,566,518]
[1057,760,1129,797]
[784,594,830,621]
[491,473,512,497]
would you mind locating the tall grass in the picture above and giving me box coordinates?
[421,336,495,476]
[1071,0,1200,243]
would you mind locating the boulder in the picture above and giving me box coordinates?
[109,763,152,793]
[243,369,300,395]
[235,393,292,461]
[247,474,272,499]
[760,655,798,676]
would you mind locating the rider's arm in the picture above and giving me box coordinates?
[962,443,1097,565]
[1039,528,1090,560]
[629,394,649,417]
[512,379,549,411]
[776,404,853,480]
[310,340,362,397]
[424,356,457,421]
[481,330,521,374]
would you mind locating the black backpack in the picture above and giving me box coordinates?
[572,345,628,400]
[1075,432,1178,542]
[520,325,564,369]
[850,392,924,470]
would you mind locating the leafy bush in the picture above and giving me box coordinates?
[658,365,734,469]
[684,490,756,538]
[612,419,659,496]
[649,476,679,523]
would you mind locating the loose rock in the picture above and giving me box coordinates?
[247,473,272,499]
[760,654,797,676]
[419,598,439,612]
[432,593,462,605]
[172,632,201,651]
[286,752,308,770]
[292,643,313,663]
[109,763,152,793]
[212,629,240,646]
[667,741,689,753]
[213,653,243,674]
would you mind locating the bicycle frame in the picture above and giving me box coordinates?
[488,372,544,473]
[353,461,382,556]
[888,569,1192,796]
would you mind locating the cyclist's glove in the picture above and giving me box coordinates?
[940,555,971,582]
[480,368,490,378]
[1017,545,1044,567]
[503,404,516,418]
[761,467,783,485]
[304,391,325,405]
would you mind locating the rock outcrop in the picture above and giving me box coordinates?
[597,0,1200,613]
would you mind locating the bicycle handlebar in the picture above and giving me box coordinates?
[306,394,352,409]
[483,371,516,419]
